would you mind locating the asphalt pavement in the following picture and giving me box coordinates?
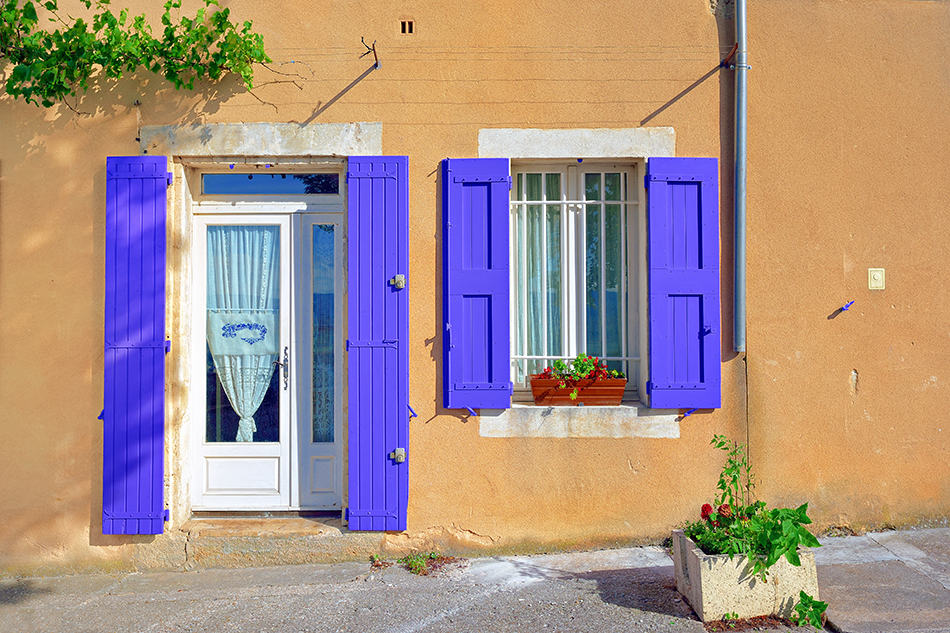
[1,528,947,633]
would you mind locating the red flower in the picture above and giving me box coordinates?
[717,504,732,518]
[701,503,713,521]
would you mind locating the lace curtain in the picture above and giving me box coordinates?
[206,226,280,442]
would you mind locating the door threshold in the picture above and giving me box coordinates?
[191,510,342,519]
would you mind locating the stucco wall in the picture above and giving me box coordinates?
[0,0,947,574]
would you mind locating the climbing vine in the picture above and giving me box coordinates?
[0,0,270,108]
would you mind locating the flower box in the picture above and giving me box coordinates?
[529,376,627,406]
[672,529,820,622]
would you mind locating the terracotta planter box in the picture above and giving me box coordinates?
[529,377,627,406]
[672,529,819,622]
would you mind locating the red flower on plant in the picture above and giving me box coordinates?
[717,503,732,518]
[701,503,713,521]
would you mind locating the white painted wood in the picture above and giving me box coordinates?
[191,214,292,509]
[293,213,345,510]
[190,205,345,511]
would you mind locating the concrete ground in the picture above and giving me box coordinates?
[0,528,947,633]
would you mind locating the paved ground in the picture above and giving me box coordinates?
[1,528,947,633]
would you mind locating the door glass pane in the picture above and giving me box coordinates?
[205,225,281,443]
[312,225,335,443]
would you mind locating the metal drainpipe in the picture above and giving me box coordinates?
[734,0,748,352]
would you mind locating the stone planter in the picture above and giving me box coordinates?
[529,377,626,406]
[672,529,819,622]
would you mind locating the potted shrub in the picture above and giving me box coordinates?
[529,353,626,406]
[673,435,828,628]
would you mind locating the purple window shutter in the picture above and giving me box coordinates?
[103,156,169,535]
[442,158,512,411]
[346,156,409,531]
[646,157,721,409]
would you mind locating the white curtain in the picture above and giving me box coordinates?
[206,226,280,442]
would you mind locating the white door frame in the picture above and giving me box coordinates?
[190,201,346,511]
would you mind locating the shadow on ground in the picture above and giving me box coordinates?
[0,579,53,606]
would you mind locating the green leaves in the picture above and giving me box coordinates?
[791,591,828,629]
[1,0,270,107]
[684,436,822,582]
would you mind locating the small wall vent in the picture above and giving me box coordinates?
[400,20,414,35]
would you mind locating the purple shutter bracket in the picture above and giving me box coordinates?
[102,156,168,535]
[442,158,512,411]
[346,156,409,531]
[646,157,721,409]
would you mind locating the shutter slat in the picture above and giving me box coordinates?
[442,158,512,411]
[346,156,409,531]
[103,156,167,535]
[646,157,720,409]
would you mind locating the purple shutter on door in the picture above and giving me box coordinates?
[646,157,721,409]
[103,156,169,535]
[442,158,512,411]
[346,156,409,531]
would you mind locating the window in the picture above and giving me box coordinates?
[510,162,639,391]
[201,172,340,196]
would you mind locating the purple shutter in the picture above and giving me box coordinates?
[346,156,409,531]
[103,156,169,535]
[442,158,512,411]
[646,157,721,409]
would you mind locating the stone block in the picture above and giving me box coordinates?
[672,529,819,622]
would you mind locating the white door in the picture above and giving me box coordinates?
[192,212,344,510]
[192,215,292,509]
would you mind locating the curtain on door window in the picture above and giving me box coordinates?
[206,226,281,442]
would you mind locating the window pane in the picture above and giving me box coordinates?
[605,173,621,201]
[205,225,281,443]
[604,203,624,366]
[545,174,562,358]
[512,204,525,382]
[312,225,335,443]
[203,173,339,195]
[585,173,602,356]
[585,173,601,201]
[526,207,544,375]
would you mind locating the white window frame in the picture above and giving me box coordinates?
[509,161,642,398]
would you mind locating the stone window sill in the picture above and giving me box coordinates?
[477,402,681,439]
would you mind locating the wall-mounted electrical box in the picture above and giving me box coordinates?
[868,268,885,290]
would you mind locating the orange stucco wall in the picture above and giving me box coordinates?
[0,0,947,574]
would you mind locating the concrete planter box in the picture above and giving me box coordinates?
[672,529,819,622]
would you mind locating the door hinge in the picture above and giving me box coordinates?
[166,172,173,186]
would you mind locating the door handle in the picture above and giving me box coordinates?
[273,346,289,390]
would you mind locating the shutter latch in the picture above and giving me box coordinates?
[388,274,406,289]
[388,447,406,463]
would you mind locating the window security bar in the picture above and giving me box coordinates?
[511,355,640,361]
[509,200,637,206]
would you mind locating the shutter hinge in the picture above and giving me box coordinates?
[97,409,104,421]
[346,339,398,350]
[164,340,171,354]
[507,175,512,190]
[166,172,173,186]
[163,509,170,522]
[645,380,653,395]
[644,174,649,190]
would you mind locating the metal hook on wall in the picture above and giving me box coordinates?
[360,36,380,69]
